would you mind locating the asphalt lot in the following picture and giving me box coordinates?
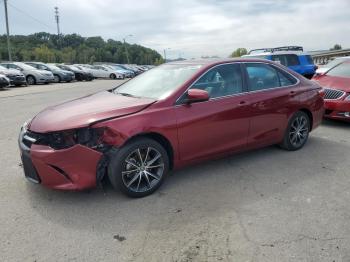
[0,80,350,262]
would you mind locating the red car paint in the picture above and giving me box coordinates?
[19,59,324,190]
[312,61,350,122]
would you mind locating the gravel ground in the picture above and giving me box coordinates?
[0,80,349,262]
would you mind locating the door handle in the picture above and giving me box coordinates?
[289,91,296,96]
[238,101,247,106]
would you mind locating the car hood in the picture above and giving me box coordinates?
[29,91,156,133]
[314,75,350,92]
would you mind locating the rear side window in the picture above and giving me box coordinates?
[305,55,314,64]
[245,63,297,91]
[271,54,300,66]
[326,62,350,78]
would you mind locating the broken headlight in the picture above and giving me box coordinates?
[48,127,106,150]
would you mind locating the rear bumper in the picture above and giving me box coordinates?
[324,99,350,122]
[18,128,102,190]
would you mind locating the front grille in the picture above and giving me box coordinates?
[324,88,346,100]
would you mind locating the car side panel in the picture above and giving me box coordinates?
[92,106,181,166]
[175,96,250,162]
[244,86,301,147]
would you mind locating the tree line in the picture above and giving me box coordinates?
[0,32,164,65]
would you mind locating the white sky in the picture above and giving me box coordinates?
[0,0,349,59]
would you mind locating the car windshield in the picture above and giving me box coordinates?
[69,65,79,70]
[17,63,36,70]
[326,62,350,78]
[323,58,346,69]
[47,64,61,71]
[0,65,8,70]
[114,64,202,99]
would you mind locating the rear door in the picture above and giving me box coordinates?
[175,63,251,162]
[242,62,300,147]
[271,54,302,74]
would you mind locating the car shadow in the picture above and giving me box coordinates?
[24,134,349,237]
[322,118,349,129]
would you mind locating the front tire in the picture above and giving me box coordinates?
[280,111,310,151]
[110,73,116,79]
[26,75,36,85]
[108,138,169,198]
[54,75,61,83]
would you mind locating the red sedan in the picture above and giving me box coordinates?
[312,60,350,122]
[19,59,324,197]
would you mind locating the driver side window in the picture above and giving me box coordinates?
[191,64,243,99]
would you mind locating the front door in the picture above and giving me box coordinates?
[175,63,250,162]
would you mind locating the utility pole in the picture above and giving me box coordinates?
[163,48,171,62]
[123,34,133,64]
[4,0,12,61]
[54,7,60,36]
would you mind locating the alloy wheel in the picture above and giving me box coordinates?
[27,76,35,85]
[54,75,60,83]
[122,147,164,193]
[289,115,309,147]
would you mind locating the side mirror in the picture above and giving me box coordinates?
[185,89,209,104]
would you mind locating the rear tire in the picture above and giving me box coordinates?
[108,138,169,198]
[280,111,310,151]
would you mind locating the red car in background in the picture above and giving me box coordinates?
[313,60,350,122]
[19,59,324,197]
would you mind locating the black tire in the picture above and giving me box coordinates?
[54,74,61,83]
[108,138,169,198]
[280,111,310,151]
[26,75,36,85]
[110,73,116,79]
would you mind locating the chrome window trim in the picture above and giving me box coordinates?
[175,61,300,106]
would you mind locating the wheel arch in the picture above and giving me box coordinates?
[123,132,175,170]
[299,108,314,131]
[26,74,36,81]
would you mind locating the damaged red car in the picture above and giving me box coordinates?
[19,59,324,197]
[312,60,350,122]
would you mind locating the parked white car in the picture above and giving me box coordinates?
[73,64,101,78]
[93,65,125,79]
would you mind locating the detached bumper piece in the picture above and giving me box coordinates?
[18,128,103,190]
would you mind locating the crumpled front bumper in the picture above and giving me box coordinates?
[18,127,103,190]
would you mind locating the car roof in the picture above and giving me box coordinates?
[167,58,274,66]
[243,51,309,56]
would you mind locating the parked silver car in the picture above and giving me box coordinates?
[0,64,26,86]
[0,62,54,85]
[0,74,10,88]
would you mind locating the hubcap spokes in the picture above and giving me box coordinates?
[122,147,164,192]
[289,116,308,147]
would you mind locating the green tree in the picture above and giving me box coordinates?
[33,45,55,62]
[330,44,342,51]
[0,32,162,64]
[230,48,248,57]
